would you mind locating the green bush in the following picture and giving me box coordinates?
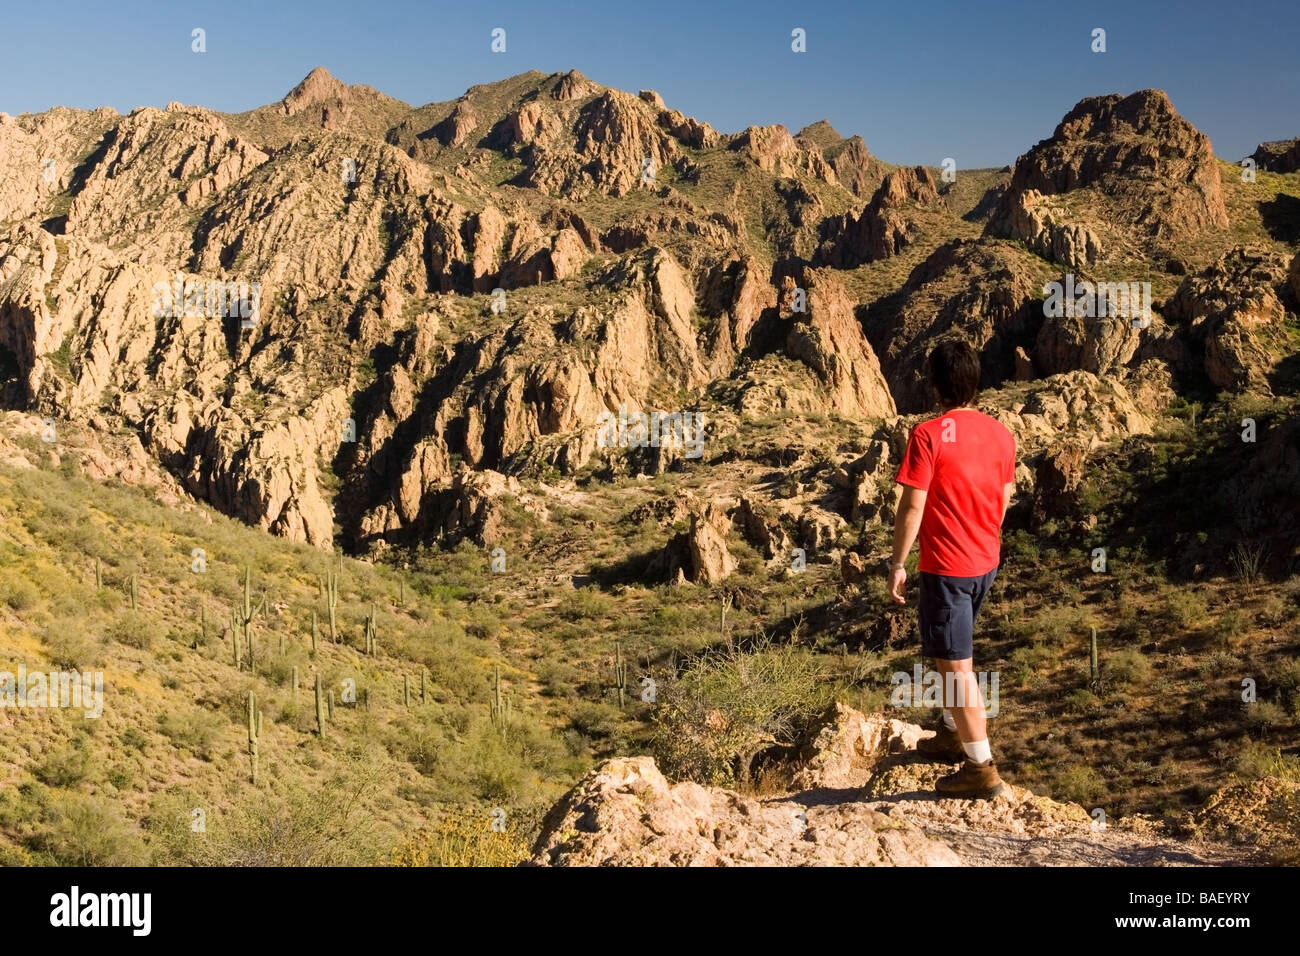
[28,793,146,866]
[1050,765,1105,804]
[42,625,105,669]
[34,738,94,787]
[1245,700,1288,733]
[1165,591,1208,629]
[145,773,386,866]
[0,573,42,611]
[1106,649,1152,686]
[157,708,224,759]
[652,635,834,787]
[107,610,165,650]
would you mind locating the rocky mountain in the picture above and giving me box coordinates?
[5,71,1292,558]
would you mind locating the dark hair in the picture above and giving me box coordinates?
[926,340,981,408]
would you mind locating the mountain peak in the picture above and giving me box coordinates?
[281,66,349,116]
[796,119,843,148]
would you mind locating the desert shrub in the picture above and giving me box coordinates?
[0,572,41,611]
[1234,742,1300,782]
[1229,541,1266,584]
[34,737,94,787]
[390,814,530,867]
[1035,605,1090,647]
[1106,648,1152,686]
[556,586,615,622]
[107,610,165,649]
[1245,700,1288,733]
[1050,765,1105,804]
[145,773,385,866]
[28,792,146,865]
[1212,610,1248,644]
[157,708,224,759]
[652,635,834,787]
[41,625,105,669]
[1165,591,1208,629]
[1063,689,1102,715]
[386,713,448,777]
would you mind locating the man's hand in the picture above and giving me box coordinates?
[889,565,907,604]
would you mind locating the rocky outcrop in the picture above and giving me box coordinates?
[1250,138,1300,174]
[792,703,924,790]
[993,189,1103,268]
[512,88,681,197]
[531,704,1248,867]
[781,266,897,419]
[1035,272,1145,377]
[281,66,350,117]
[992,370,1157,454]
[686,502,737,584]
[868,240,1044,413]
[728,125,834,181]
[1031,441,1089,526]
[649,500,736,585]
[1163,246,1291,392]
[988,90,1228,244]
[530,754,962,867]
[815,166,940,267]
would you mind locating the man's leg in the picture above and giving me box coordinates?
[915,573,968,759]
[932,571,1009,799]
[935,657,990,761]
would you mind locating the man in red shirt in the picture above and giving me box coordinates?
[890,340,1016,799]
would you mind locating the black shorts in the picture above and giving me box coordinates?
[918,568,997,661]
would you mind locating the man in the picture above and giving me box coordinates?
[889,340,1016,800]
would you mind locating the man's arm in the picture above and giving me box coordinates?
[889,484,927,603]
[1002,480,1015,522]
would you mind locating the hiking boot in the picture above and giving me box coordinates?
[935,758,1012,800]
[916,722,966,761]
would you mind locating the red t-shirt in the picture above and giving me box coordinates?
[895,409,1016,577]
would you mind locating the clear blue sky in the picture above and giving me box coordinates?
[2,0,1297,167]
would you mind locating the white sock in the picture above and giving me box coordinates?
[941,709,957,731]
[963,739,992,764]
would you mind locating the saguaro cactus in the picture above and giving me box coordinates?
[310,610,319,656]
[94,557,102,590]
[247,691,260,785]
[490,666,510,735]
[1089,627,1100,684]
[231,612,242,670]
[291,666,299,706]
[364,602,378,656]
[613,641,628,709]
[128,574,138,610]
[327,689,336,720]
[325,570,340,643]
[314,674,325,735]
[404,674,411,708]
[235,567,267,672]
